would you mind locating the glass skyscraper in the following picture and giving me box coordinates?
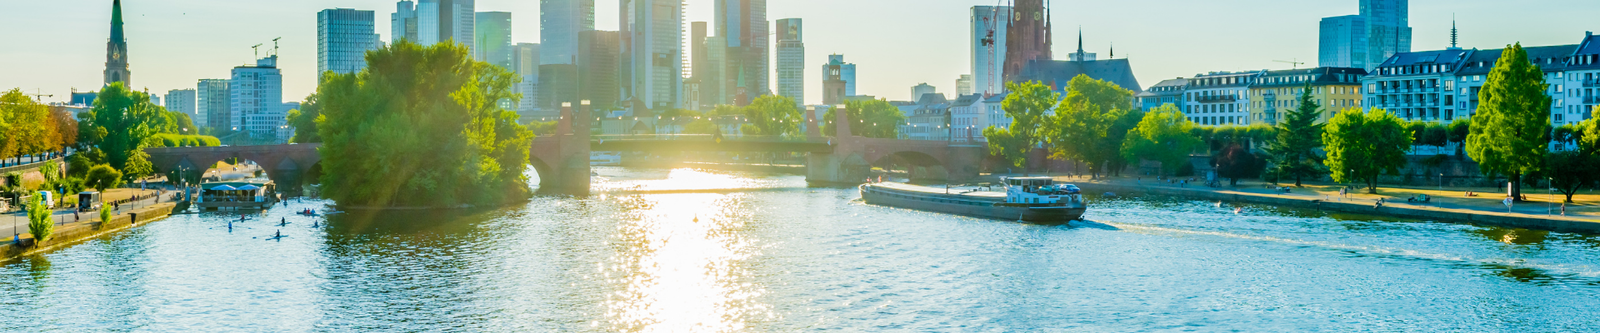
[475,11,513,70]
[1318,15,1367,69]
[775,18,804,105]
[1361,0,1411,69]
[318,8,380,75]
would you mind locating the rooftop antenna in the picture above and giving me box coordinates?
[1449,14,1459,49]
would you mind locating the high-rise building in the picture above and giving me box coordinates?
[956,75,973,96]
[392,1,419,42]
[971,5,1010,95]
[1318,15,1368,69]
[775,18,804,106]
[704,36,728,108]
[579,30,621,111]
[1361,0,1411,69]
[1002,0,1050,85]
[912,83,937,102]
[541,0,594,66]
[416,0,475,52]
[164,89,198,127]
[690,21,711,110]
[820,55,856,97]
[318,8,380,75]
[104,0,131,87]
[197,79,229,132]
[513,43,541,116]
[231,56,286,142]
[714,0,769,106]
[623,0,684,110]
[475,12,513,70]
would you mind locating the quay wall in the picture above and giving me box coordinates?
[1,202,176,262]
[1075,182,1600,234]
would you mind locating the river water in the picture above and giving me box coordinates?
[2,167,1598,332]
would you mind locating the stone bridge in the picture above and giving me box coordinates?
[145,143,323,194]
[142,104,992,197]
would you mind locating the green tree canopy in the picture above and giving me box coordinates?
[286,92,323,143]
[316,41,532,207]
[85,164,123,192]
[82,83,164,177]
[1045,74,1134,178]
[0,89,58,161]
[983,81,1057,174]
[1466,43,1552,200]
[1120,104,1202,176]
[1265,83,1328,186]
[822,99,906,138]
[738,95,802,136]
[1324,109,1414,194]
[1582,106,1600,153]
[1545,150,1599,203]
[28,195,53,244]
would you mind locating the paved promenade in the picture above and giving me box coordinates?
[1049,175,1599,232]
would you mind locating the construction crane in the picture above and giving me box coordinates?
[980,0,1011,96]
[252,43,263,59]
[272,37,281,57]
[1274,59,1305,69]
[27,89,52,102]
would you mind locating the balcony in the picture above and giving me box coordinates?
[1583,80,1600,88]
[1586,96,1600,104]
[1197,95,1238,103]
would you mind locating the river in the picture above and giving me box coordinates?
[2,167,1598,331]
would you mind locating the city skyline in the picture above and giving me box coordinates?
[2,0,1596,106]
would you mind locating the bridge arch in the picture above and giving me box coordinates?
[144,144,322,196]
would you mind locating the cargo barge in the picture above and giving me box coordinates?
[860,177,1087,223]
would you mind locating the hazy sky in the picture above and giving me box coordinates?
[3,0,1598,106]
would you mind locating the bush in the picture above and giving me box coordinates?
[99,204,112,225]
[147,134,221,147]
[1176,161,1196,177]
[86,164,123,191]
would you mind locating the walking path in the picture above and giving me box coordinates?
[1051,175,1600,233]
[3,188,168,244]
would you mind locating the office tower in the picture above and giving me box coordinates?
[690,21,712,109]
[775,18,804,106]
[957,75,973,96]
[820,55,856,97]
[971,5,1010,95]
[318,8,380,75]
[623,0,685,110]
[416,0,475,52]
[105,0,131,87]
[392,1,419,42]
[704,36,728,107]
[541,0,594,66]
[1361,0,1411,68]
[475,12,513,69]
[512,43,541,115]
[197,79,229,132]
[231,56,285,141]
[714,0,769,105]
[1002,0,1050,85]
[912,83,936,101]
[164,89,198,127]
[1318,15,1368,69]
[579,30,621,110]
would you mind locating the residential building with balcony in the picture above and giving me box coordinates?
[1361,48,1470,123]
[1136,78,1187,112]
[1248,67,1366,125]
[1451,44,1575,124]
[1184,71,1261,126]
[1558,32,1600,126]
[948,94,982,143]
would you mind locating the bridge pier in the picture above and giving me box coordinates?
[530,101,592,195]
[805,152,871,184]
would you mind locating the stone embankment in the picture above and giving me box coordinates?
[1,202,176,262]
[1073,181,1600,234]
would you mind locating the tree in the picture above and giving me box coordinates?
[1266,84,1328,186]
[1,89,56,163]
[85,164,123,192]
[1120,104,1201,175]
[823,99,905,138]
[316,41,532,207]
[1466,44,1552,201]
[1582,106,1600,152]
[286,92,323,143]
[50,108,79,150]
[983,81,1056,174]
[739,95,802,136]
[84,83,164,176]
[27,195,53,244]
[1212,143,1262,187]
[1045,74,1134,178]
[1324,109,1414,194]
[1545,150,1599,203]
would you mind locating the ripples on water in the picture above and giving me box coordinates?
[2,167,1598,332]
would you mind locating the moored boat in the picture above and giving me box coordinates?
[860,177,1087,223]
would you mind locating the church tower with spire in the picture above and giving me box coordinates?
[104,0,131,87]
[1001,0,1051,85]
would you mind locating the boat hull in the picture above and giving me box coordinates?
[860,184,1085,224]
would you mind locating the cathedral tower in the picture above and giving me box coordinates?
[105,0,131,87]
[1001,0,1051,85]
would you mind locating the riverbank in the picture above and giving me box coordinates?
[1,200,177,262]
[1067,177,1600,234]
